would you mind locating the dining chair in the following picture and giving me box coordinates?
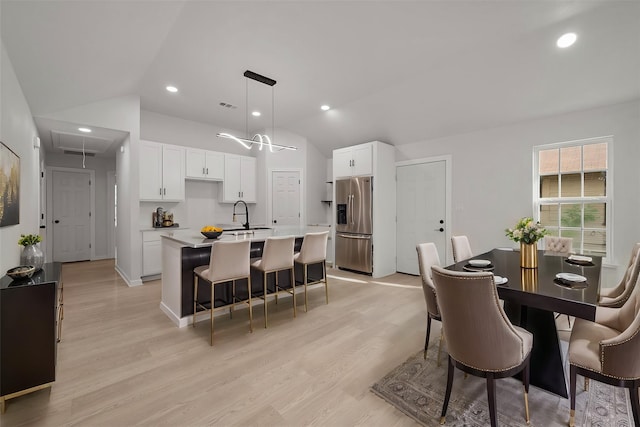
[251,235,295,328]
[567,283,640,427]
[451,235,473,263]
[294,231,329,312]
[193,240,252,346]
[598,243,640,308]
[431,265,533,427]
[544,235,573,254]
[416,242,443,364]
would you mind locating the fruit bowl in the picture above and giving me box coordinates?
[6,265,36,280]
[201,231,223,239]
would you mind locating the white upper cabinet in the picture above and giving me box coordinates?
[333,143,373,178]
[221,154,256,203]
[185,148,224,181]
[139,140,185,201]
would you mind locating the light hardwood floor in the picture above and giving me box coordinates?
[2,259,428,426]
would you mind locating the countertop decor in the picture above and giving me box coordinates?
[505,217,548,268]
[18,234,44,271]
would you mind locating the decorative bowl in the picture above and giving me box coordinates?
[6,265,36,280]
[201,231,223,239]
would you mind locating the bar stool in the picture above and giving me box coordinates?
[294,231,329,312]
[251,235,295,328]
[193,240,252,346]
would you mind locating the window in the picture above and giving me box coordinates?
[534,137,611,260]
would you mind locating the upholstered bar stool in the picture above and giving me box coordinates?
[451,235,473,263]
[416,242,443,364]
[294,231,329,312]
[193,240,252,346]
[568,284,640,426]
[251,235,295,328]
[599,243,640,308]
[431,265,533,427]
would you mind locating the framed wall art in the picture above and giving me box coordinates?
[0,141,20,227]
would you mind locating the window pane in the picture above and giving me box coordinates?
[583,143,607,171]
[583,229,606,256]
[539,204,558,227]
[560,173,581,197]
[561,229,582,252]
[584,172,606,196]
[539,149,559,174]
[540,175,559,197]
[584,203,606,227]
[560,204,582,227]
[560,146,581,173]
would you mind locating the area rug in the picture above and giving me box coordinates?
[372,348,632,426]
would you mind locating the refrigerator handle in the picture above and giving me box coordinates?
[349,194,354,225]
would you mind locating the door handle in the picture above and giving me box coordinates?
[434,228,444,232]
[55,220,60,223]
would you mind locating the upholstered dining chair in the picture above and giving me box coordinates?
[251,235,295,328]
[599,243,640,308]
[431,265,533,427]
[544,235,573,254]
[193,239,252,346]
[567,283,640,427]
[416,242,443,364]
[294,231,329,312]
[451,235,473,263]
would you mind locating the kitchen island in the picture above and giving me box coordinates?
[160,228,324,327]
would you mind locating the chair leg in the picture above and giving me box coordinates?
[303,263,309,313]
[230,280,235,319]
[210,283,215,346]
[437,334,444,367]
[584,377,589,392]
[324,260,329,304]
[193,275,198,328]
[440,356,455,425]
[569,364,577,427]
[247,276,253,333]
[486,373,497,427]
[523,358,530,424]
[630,384,639,427]
[274,271,278,305]
[291,267,296,318]
[424,316,432,360]
[263,272,268,328]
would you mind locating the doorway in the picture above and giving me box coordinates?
[396,156,451,275]
[47,167,95,262]
[270,170,301,227]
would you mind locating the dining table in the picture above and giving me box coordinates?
[447,248,602,398]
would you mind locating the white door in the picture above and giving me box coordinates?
[271,171,301,226]
[396,160,447,275]
[52,170,91,262]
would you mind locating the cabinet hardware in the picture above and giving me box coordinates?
[163,188,166,195]
[159,188,162,195]
[203,167,205,174]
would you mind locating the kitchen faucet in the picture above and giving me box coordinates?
[232,200,250,230]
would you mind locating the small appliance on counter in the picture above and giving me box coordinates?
[152,207,178,228]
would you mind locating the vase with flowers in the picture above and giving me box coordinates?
[18,233,44,271]
[505,217,548,268]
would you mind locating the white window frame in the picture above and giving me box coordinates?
[533,136,613,263]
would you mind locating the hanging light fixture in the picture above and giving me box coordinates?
[216,70,297,151]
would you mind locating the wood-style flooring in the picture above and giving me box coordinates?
[1,259,427,426]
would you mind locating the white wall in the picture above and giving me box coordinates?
[306,139,330,225]
[0,41,41,273]
[45,152,115,259]
[396,100,640,282]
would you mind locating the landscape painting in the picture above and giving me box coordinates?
[0,141,20,227]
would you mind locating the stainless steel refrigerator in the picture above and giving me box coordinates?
[335,176,373,274]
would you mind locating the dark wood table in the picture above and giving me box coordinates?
[447,249,601,398]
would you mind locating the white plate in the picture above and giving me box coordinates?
[569,255,593,262]
[556,273,587,282]
[468,259,491,267]
[494,275,508,285]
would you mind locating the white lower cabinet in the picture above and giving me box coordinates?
[142,231,162,276]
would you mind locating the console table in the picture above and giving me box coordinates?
[0,262,62,413]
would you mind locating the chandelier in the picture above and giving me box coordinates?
[216,70,297,152]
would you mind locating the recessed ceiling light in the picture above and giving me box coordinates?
[252,111,261,117]
[557,33,577,48]
[78,127,92,133]
[321,105,331,111]
[166,85,178,93]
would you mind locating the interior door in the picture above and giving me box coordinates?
[396,160,447,275]
[52,170,91,262]
[271,170,300,226]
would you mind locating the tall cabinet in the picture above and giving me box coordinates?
[333,141,396,278]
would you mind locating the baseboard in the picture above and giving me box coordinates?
[114,264,143,287]
[160,301,187,327]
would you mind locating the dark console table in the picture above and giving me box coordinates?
[0,262,62,413]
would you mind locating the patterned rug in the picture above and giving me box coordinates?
[372,348,632,426]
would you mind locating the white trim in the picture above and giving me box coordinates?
[267,168,304,228]
[46,166,96,262]
[107,170,116,259]
[395,155,453,265]
[115,263,143,287]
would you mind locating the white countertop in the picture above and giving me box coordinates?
[161,227,316,248]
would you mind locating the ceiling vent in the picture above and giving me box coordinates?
[219,102,238,109]
[64,150,95,157]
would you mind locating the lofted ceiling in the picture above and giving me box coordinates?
[1,0,639,157]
